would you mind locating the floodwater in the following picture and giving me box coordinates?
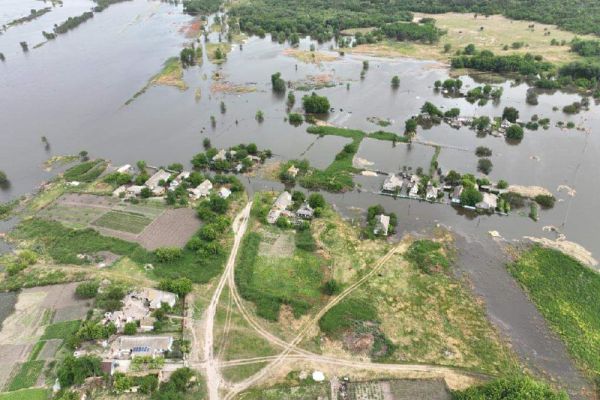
[1,0,599,394]
[1,0,598,265]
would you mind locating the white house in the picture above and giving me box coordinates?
[267,191,292,224]
[373,214,390,236]
[382,174,403,192]
[218,187,232,199]
[189,179,213,200]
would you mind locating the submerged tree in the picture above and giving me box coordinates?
[0,170,8,185]
[271,72,286,93]
[391,75,400,88]
[255,110,264,122]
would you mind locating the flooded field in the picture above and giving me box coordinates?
[2,0,598,267]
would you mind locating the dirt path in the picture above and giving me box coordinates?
[223,241,408,399]
[453,234,595,400]
[202,203,252,400]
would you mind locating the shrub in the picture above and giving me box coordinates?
[497,180,509,189]
[271,72,286,93]
[534,194,556,208]
[288,113,303,125]
[506,124,524,141]
[155,247,182,262]
[502,106,519,123]
[75,281,99,299]
[123,322,137,335]
[318,298,378,338]
[477,158,493,175]
[391,75,400,88]
[0,170,8,184]
[453,376,568,400]
[57,355,101,387]
[302,92,330,113]
[321,279,341,295]
[405,240,449,274]
[475,146,492,157]
[159,277,193,296]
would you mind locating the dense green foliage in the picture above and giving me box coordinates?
[571,38,600,57]
[452,376,568,400]
[405,240,449,274]
[63,160,107,182]
[376,21,444,43]
[506,124,524,141]
[54,12,94,34]
[7,361,45,391]
[302,92,330,113]
[452,50,552,76]
[229,0,412,42]
[183,0,221,14]
[508,246,600,377]
[57,355,102,387]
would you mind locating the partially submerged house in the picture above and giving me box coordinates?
[451,185,463,204]
[287,165,299,178]
[218,187,232,199]
[425,182,438,201]
[373,214,390,236]
[476,192,498,212]
[267,191,293,224]
[382,174,403,193]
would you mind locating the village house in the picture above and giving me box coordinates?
[408,175,420,199]
[476,192,498,212]
[169,171,190,191]
[212,149,228,162]
[296,202,315,219]
[145,169,171,196]
[373,214,390,236]
[382,174,403,193]
[287,165,299,178]
[188,179,213,200]
[125,185,144,198]
[115,336,173,359]
[267,191,293,224]
[112,185,127,198]
[135,288,177,310]
[117,164,133,174]
[451,185,463,204]
[426,182,438,201]
[103,288,177,332]
[218,187,232,199]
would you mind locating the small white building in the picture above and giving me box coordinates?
[451,185,463,204]
[373,214,390,236]
[126,185,145,197]
[117,336,173,358]
[218,187,232,199]
[296,203,314,219]
[113,185,127,198]
[287,165,299,178]
[136,288,177,310]
[212,149,227,161]
[145,170,171,196]
[117,164,133,174]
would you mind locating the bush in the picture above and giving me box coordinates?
[0,170,8,184]
[318,298,378,338]
[453,376,568,400]
[75,281,99,299]
[271,72,286,93]
[321,279,341,295]
[308,193,326,209]
[534,194,556,208]
[405,240,449,274]
[477,158,493,175]
[497,180,509,189]
[475,146,492,157]
[302,92,330,113]
[506,124,524,141]
[288,113,303,125]
[123,322,137,335]
[159,277,193,296]
[155,247,183,262]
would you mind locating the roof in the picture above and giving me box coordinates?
[212,149,227,161]
[476,193,498,210]
[138,288,177,309]
[118,336,173,353]
[383,174,403,191]
[287,166,299,177]
[297,203,314,217]
[273,191,292,210]
[145,170,171,190]
[219,187,232,198]
[117,164,132,174]
[374,214,390,236]
[451,185,463,199]
[189,179,213,198]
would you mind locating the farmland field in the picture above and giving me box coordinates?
[0,389,49,400]
[91,210,154,234]
[6,360,44,391]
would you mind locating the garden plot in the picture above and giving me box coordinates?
[137,208,201,250]
[36,339,61,360]
[258,229,295,258]
[91,210,154,234]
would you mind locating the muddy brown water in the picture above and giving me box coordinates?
[1,0,599,395]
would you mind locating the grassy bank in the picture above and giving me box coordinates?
[508,246,600,378]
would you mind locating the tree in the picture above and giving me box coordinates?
[0,170,8,184]
[208,195,228,214]
[322,279,341,295]
[57,355,101,387]
[464,43,476,54]
[477,158,493,175]
[308,193,325,209]
[445,170,461,185]
[443,43,451,53]
[288,113,303,126]
[391,75,400,88]
[302,92,330,113]
[255,110,264,122]
[271,72,286,93]
[203,138,211,149]
[287,92,295,108]
[460,186,483,206]
[123,322,137,335]
[534,194,556,208]
[140,187,152,198]
[155,247,182,262]
[502,106,519,123]
[506,124,524,140]
[159,277,193,297]
[497,179,509,189]
[475,146,492,157]
[405,118,417,133]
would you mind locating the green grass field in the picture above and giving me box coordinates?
[6,361,45,391]
[37,204,106,229]
[27,342,45,362]
[0,389,49,400]
[508,246,600,376]
[91,210,153,234]
[40,320,80,341]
